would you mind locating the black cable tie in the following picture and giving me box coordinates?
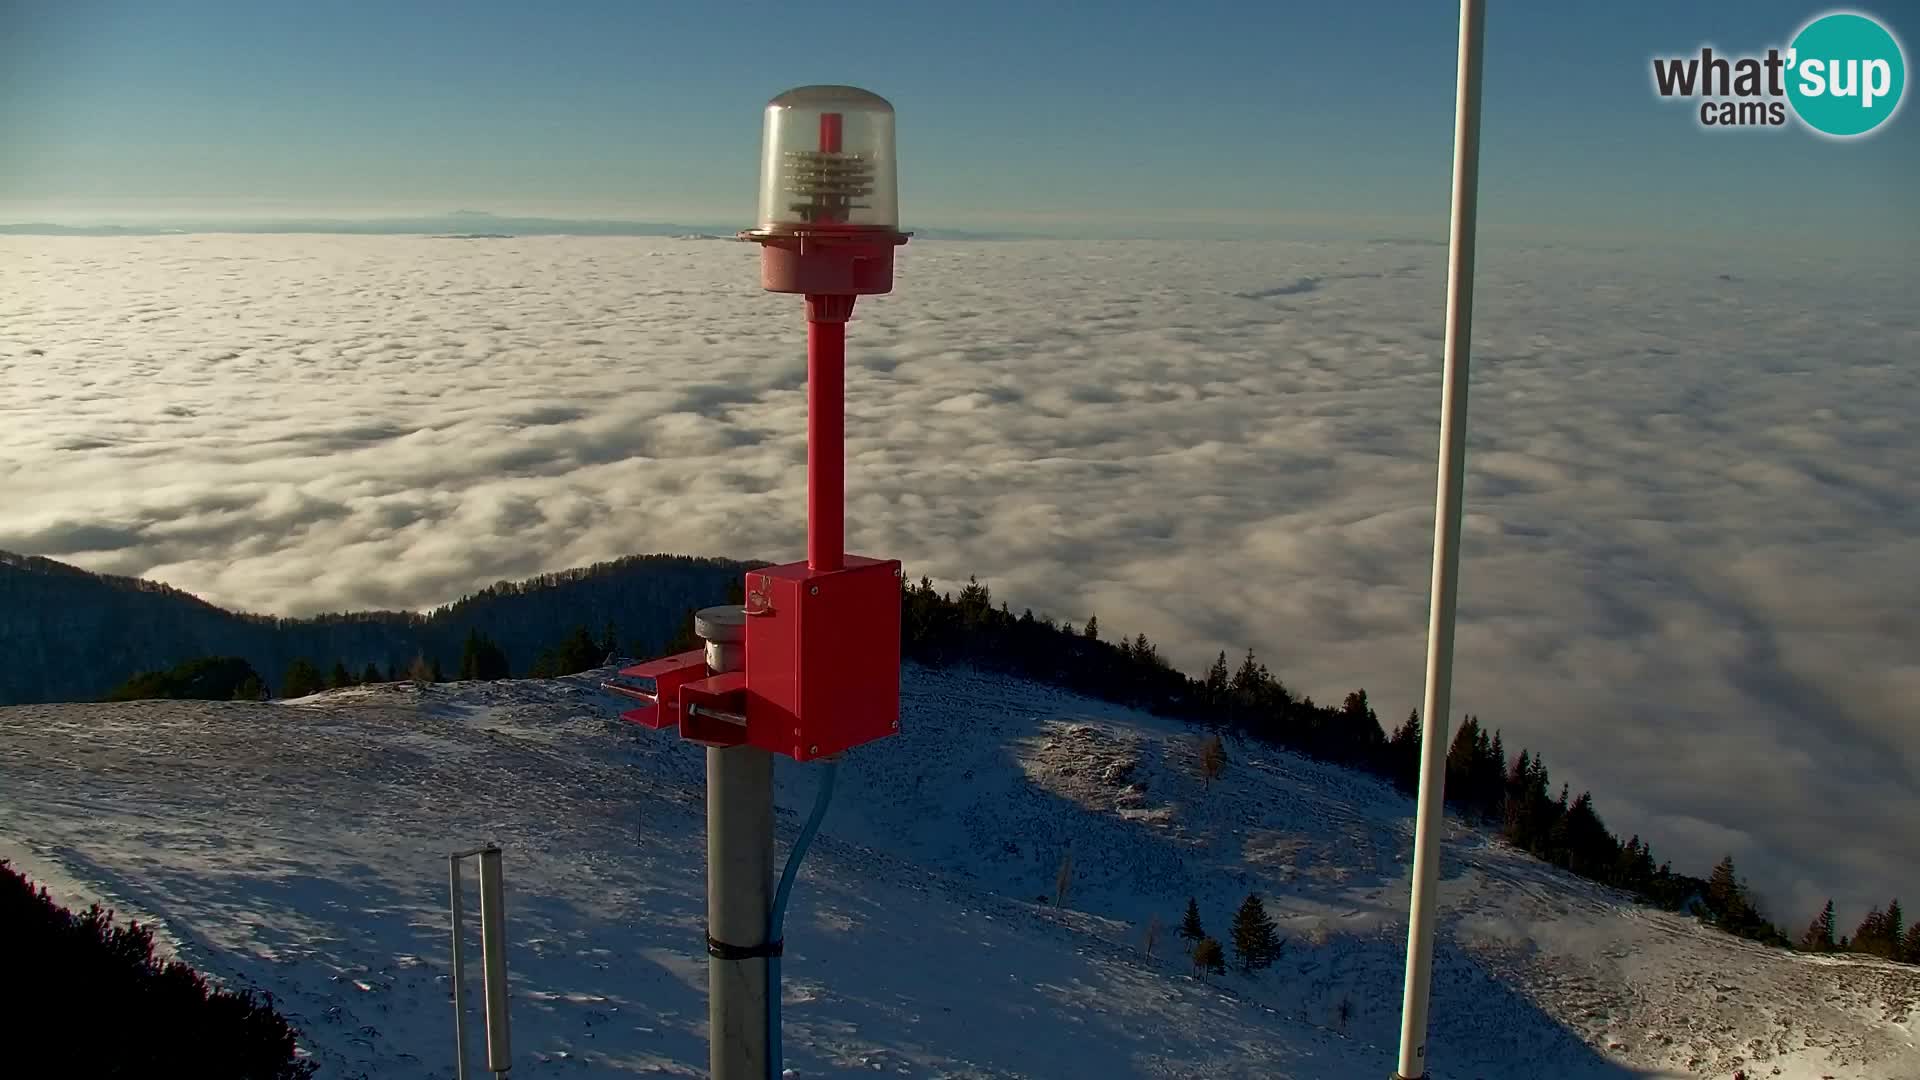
[706,932,783,960]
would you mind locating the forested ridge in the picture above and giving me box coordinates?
[0,548,752,705]
[12,549,1908,966]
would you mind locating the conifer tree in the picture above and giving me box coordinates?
[1230,892,1281,973]
[1389,710,1422,793]
[1447,715,1482,811]
[1230,649,1261,696]
[1179,897,1205,943]
[1615,836,1644,892]
[665,609,699,654]
[958,576,991,625]
[460,630,483,680]
[1800,899,1837,952]
[1204,651,1230,705]
[360,662,382,684]
[281,658,325,698]
[328,661,354,689]
[1707,855,1740,914]
[1082,615,1099,641]
[459,629,510,680]
[1391,710,1420,746]
[1486,730,1505,816]
[1850,901,1905,958]
[1853,907,1883,955]
[1503,749,1532,836]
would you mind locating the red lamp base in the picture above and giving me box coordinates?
[741,228,910,296]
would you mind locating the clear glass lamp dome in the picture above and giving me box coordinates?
[753,85,899,234]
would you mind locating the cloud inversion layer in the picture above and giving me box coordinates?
[1,233,1913,930]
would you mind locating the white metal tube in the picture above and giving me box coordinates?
[698,605,771,1080]
[477,847,512,1075]
[708,744,774,1080]
[1395,2,1487,1077]
[450,855,470,1080]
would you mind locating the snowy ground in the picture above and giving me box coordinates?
[2,665,1913,1079]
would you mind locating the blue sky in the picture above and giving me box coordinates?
[2,1,1915,247]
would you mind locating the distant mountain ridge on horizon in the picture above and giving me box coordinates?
[0,212,1024,241]
[0,549,758,705]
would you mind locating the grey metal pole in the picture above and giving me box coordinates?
[698,605,772,1080]
[477,846,512,1076]
[1395,2,1487,1077]
[450,855,470,1080]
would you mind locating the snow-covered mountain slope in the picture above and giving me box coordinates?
[2,666,1913,1079]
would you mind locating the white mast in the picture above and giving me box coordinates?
[1394,1,1487,1077]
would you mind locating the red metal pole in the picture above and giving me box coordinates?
[801,112,859,572]
[805,295,854,572]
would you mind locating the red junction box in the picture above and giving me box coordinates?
[744,556,901,762]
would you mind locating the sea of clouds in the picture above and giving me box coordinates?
[1,232,1913,930]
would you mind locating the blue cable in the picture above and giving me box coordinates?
[768,760,837,1079]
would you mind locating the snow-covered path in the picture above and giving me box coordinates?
[3,668,1912,1078]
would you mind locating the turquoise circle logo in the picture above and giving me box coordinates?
[1786,11,1907,137]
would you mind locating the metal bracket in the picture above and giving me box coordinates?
[679,671,749,747]
[601,649,709,729]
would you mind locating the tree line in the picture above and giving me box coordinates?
[98,577,758,702]
[897,573,1918,968]
[96,566,1912,967]
[104,627,523,701]
[2,548,749,705]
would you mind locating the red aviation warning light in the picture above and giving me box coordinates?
[608,85,908,763]
[743,84,908,296]
[598,84,909,1080]
[754,85,899,231]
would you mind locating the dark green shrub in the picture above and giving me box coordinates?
[1,861,316,1078]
